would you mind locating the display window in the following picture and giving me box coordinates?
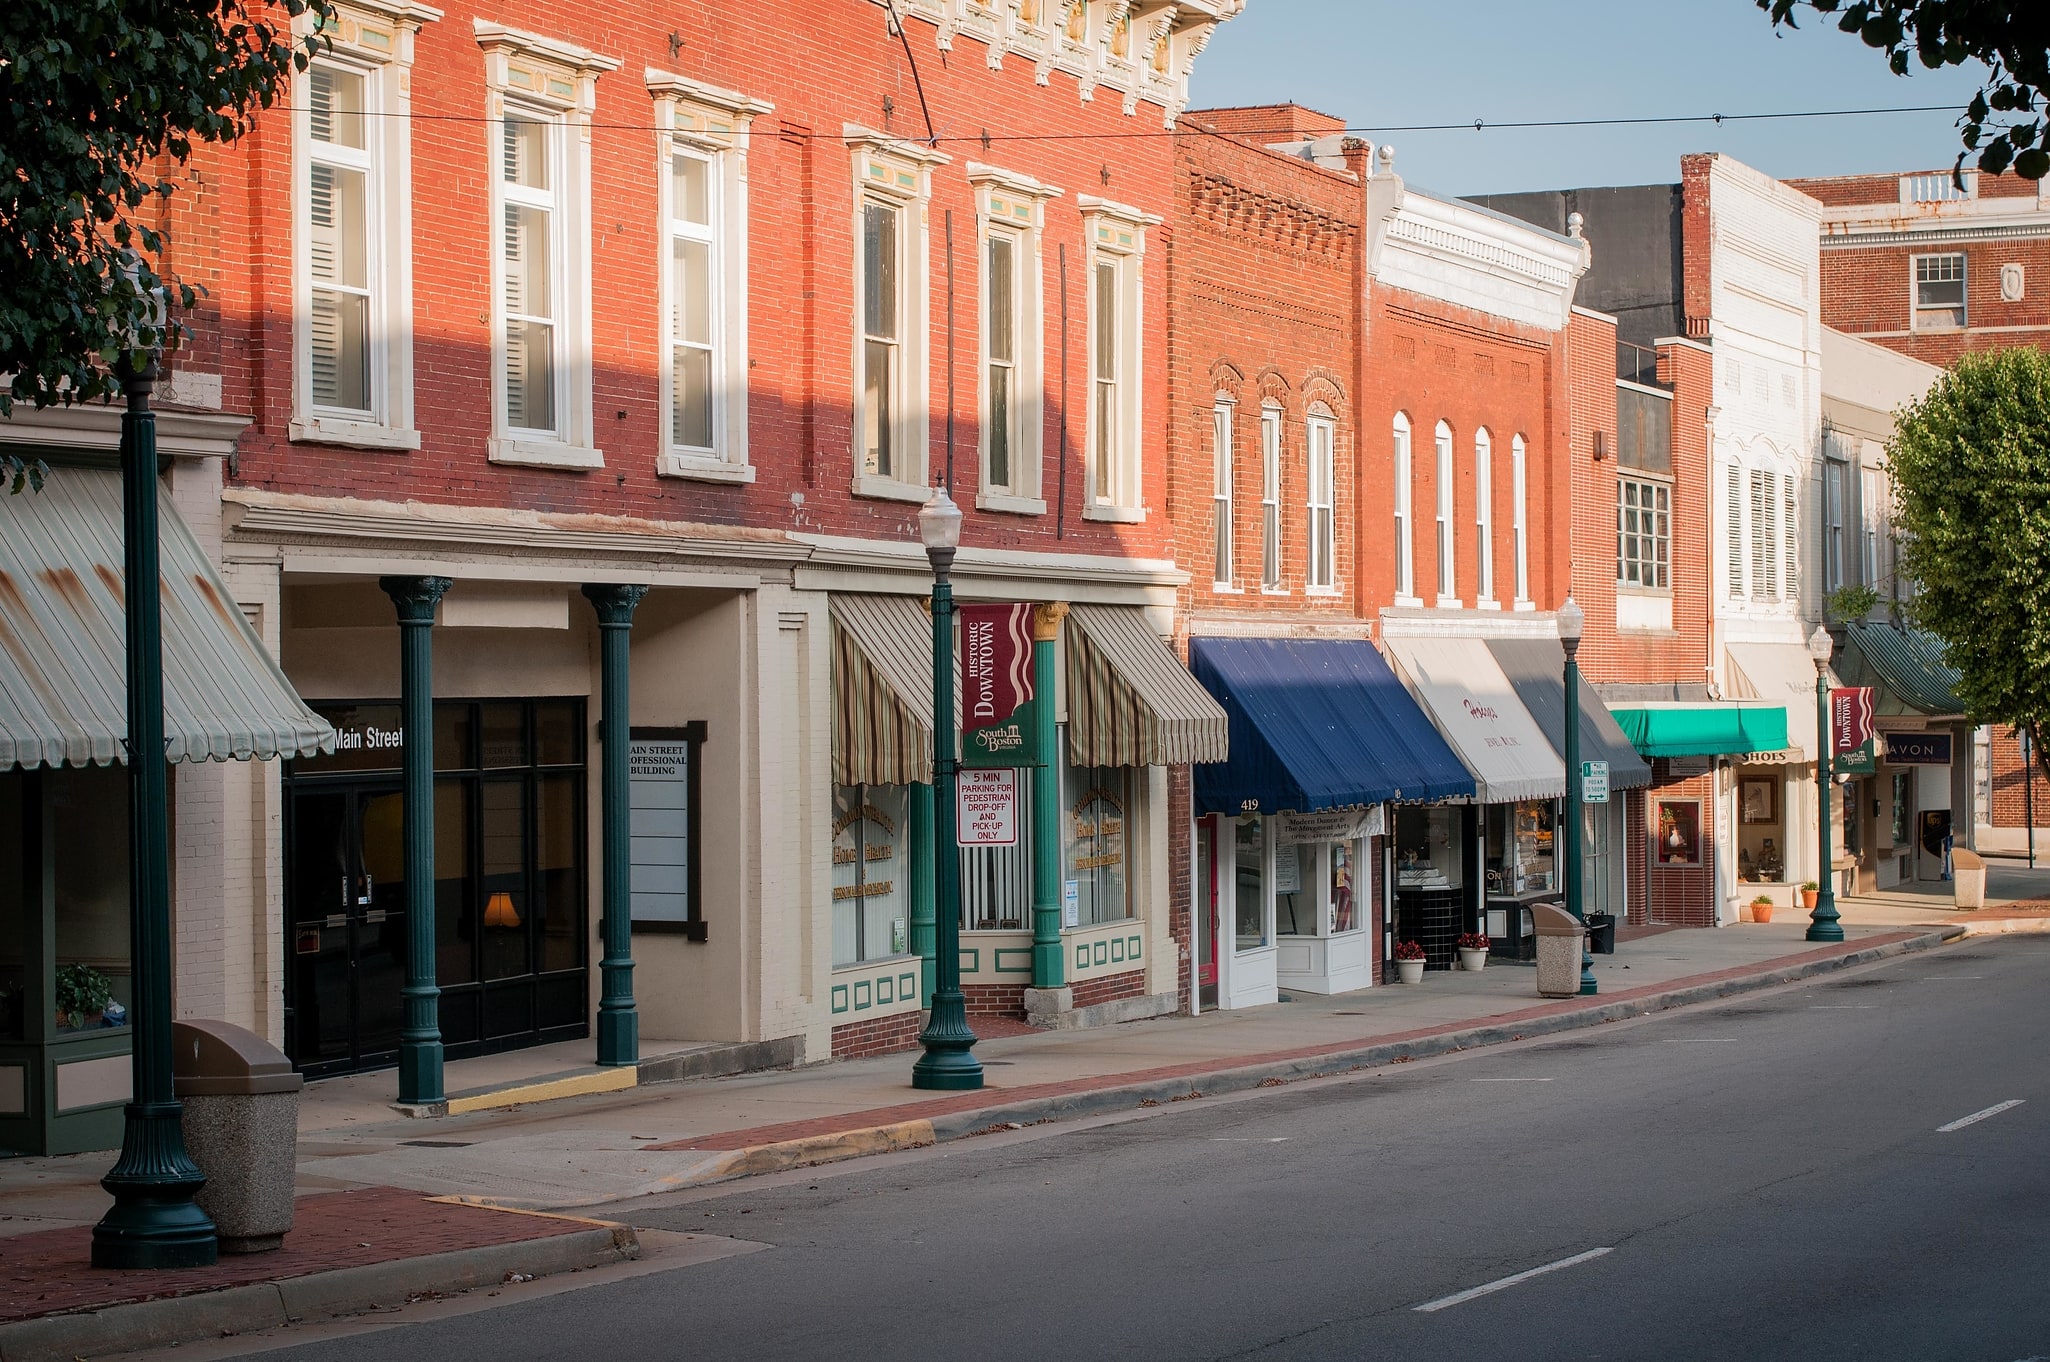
[1396,806,1465,890]
[1064,763,1132,926]
[1735,766,1787,883]
[1483,801,1554,896]
[1233,815,1267,948]
[1275,838,1366,938]
[833,784,910,966]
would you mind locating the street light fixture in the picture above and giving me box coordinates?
[1807,624,1846,943]
[912,490,983,1091]
[1558,597,1596,996]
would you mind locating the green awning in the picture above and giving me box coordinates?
[1610,703,1789,758]
[1838,622,1963,717]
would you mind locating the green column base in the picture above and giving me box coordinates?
[397,1036,445,1105]
[597,1004,639,1068]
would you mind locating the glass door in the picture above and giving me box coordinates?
[285,783,407,1076]
[1195,817,1218,999]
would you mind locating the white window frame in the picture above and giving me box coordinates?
[477,21,616,470]
[289,3,436,452]
[1616,474,1671,591]
[1079,195,1157,522]
[1783,470,1799,602]
[1306,405,1336,594]
[969,163,1058,514]
[1823,458,1847,592]
[1260,402,1283,591]
[1474,427,1495,606]
[1912,252,1967,331]
[1727,463,1746,600]
[1393,412,1418,605]
[1511,433,1530,608]
[1211,395,1235,589]
[1434,419,1457,606]
[649,70,769,484]
[850,127,946,501]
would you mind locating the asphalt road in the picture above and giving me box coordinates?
[243,936,2050,1362]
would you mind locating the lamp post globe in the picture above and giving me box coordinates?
[1559,596,1594,995]
[912,488,983,1090]
[1807,625,1845,943]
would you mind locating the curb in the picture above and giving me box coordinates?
[0,1222,639,1362]
[683,928,1966,1183]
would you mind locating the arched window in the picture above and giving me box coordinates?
[1212,395,1234,588]
[1307,403,1336,589]
[1434,420,1455,603]
[1474,428,1494,603]
[1393,413,1415,600]
[1261,401,1284,589]
[1511,434,1530,604]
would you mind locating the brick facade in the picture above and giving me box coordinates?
[829,1008,926,1060]
[1986,724,2048,829]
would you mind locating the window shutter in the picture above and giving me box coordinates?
[1783,474,1799,601]
[1758,470,1779,597]
[1728,466,1745,597]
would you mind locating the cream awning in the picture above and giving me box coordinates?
[1065,604,1228,768]
[829,594,936,788]
[1727,642,1832,761]
[0,467,333,769]
[1380,632,1565,804]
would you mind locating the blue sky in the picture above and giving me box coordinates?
[1188,0,1991,195]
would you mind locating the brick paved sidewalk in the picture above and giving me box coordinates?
[0,1187,586,1326]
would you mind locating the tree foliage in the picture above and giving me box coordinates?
[1887,348,2050,768]
[0,0,332,453]
[1758,1,2050,181]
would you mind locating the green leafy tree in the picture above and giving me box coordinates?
[1757,1,2050,181]
[1887,347,2050,774]
[1,0,332,487]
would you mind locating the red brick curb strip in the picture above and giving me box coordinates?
[651,928,1963,1180]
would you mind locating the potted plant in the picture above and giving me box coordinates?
[1751,893,1776,925]
[1394,939,1428,984]
[1456,931,1490,972]
[54,963,114,1032]
[1799,880,1820,910]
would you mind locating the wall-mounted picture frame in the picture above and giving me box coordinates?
[1739,776,1778,826]
[1654,799,1702,867]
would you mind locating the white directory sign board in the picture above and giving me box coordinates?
[958,768,1020,847]
[629,727,703,934]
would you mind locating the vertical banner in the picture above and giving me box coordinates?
[1830,686,1877,776]
[960,602,1041,767]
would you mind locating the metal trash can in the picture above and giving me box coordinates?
[1530,902,1584,999]
[173,1019,304,1253]
[1585,913,1617,955]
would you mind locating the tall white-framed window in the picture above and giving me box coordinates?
[1211,396,1234,588]
[1727,464,1746,599]
[1474,427,1494,605]
[649,71,769,483]
[852,129,945,499]
[1823,459,1847,592]
[1782,471,1799,601]
[1393,412,1417,604]
[477,22,615,470]
[1080,196,1156,521]
[1434,419,1457,605]
[1617,477,1671,588]
[1912,253,1967,331]
[1511,433,1529,606]
[1749,467,1780,598]
[1306,406,1335,592]
[970,164,1057,513]
[1260,402,1283,590]
[290,5,432,451]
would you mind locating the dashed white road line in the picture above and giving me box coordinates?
[1937,1100,2025,1133]
[1662,1038,1737,1043]
[1471,1077,1554,1083]
[1414,1247,1613,1313]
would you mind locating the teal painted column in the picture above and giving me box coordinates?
[909,783,936,1007]
[93,355,218,1270]
[583,584,650,1065]
[381,574,453,1105]
[1030,603,1067,988]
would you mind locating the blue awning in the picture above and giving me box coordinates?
[1189,637,1476,815]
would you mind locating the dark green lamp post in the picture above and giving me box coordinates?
[911,489,983,1091]
[1807,625,1845,943]
[92,354,218,1269]
[381,574,453,1107]
[1558,597,1596,997]
[584,583,650,1066]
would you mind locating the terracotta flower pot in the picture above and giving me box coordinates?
[1800,888,1819,910]
[1753,902,1775,924]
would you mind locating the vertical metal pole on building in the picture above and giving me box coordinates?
[909,783,936,1007]
[381,575,453,1105]
[93,355,218,1270]
[1030,603,1068,989]
[583,584,649,1067]
[913,493,983,1090]
[2024,728,2036,869]
[1807,630,1845,943]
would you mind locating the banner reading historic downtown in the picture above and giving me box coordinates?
[959,602,1042,768]
[1831,686,1877,776]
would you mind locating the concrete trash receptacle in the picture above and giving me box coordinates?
[1530,902,1584,999]
[173,1019,304,1253]
[1952,847,1987,909]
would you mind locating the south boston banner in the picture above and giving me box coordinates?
[960,602,1042,768]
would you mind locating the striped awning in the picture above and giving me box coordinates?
[0,466,334,769]
[830,594,935,787]
[1064,604,1228,768]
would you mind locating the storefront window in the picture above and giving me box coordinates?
[1064,765,1131,926]
[1331,841,1357,933]
[1276,843,1315,936]
[834,784,908,965]
[1484,801,1554,896]
[962,784,1031,931]
[1234,815,1266,948]
[51,765,132,1034]
[1582,802,1613,919]
[1397,807,1465,891]
[1737,769,1785,882]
